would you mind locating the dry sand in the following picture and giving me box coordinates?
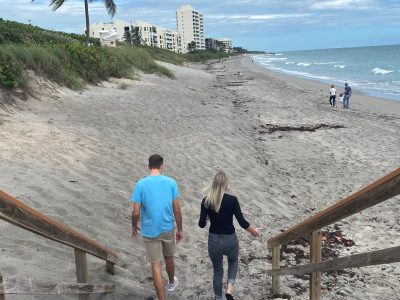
[0,56,399,299]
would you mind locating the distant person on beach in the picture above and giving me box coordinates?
[131,154,183,300]
[338,93,344,105]
[343,83,352,109]
[329,84,337,107]
[198,171,260,300]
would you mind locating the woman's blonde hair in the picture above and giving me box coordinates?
[203,171,228,213]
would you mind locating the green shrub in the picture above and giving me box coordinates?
[0,49,21,88]
[0,18,100,46]
[184,49,229,62]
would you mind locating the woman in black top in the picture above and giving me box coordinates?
[199,171,260,300]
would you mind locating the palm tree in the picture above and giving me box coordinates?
[50,0,116,46]
[187,41,196,53]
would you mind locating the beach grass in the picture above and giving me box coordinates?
[0,44,174,91]
[142,45,230,64]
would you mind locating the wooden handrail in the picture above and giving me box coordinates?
[266,167,400,299]
[268,246,400,277]
[267,167,400,249]
[0,189,117,268]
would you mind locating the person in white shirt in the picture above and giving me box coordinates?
[329,84,337,107]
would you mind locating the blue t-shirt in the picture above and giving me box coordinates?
[131,175,179,238]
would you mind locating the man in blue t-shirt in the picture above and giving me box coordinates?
[131,154,183,300]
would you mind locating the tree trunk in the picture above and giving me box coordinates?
[84,0,90,46]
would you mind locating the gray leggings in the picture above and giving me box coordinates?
[208,233,239,300]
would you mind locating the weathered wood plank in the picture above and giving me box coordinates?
[267,246,400,277]
[2,278,113,294]
[106,261,115,275]
[0,189,117,265]
[271,245,280,295]
[0,273,5,299]
[74,249,88,283]
[309,230,322,300]
[74,249,89,300]
[268,167,400,248]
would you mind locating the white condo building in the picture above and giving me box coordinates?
[89,19,180,52]
[176,5,205,53]
[89,20,130,42]
[133,20,180,53]
[216,37,233,53]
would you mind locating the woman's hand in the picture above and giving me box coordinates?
[247,225,261,237]
[251,227,261,237]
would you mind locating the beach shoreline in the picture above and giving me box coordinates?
[241,55,400,115]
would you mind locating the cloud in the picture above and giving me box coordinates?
[249,13,313,20]
[310,0,375,10]
[207,13,312,21]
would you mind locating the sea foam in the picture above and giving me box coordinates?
[372,68,394,75]
[297,62,311,67]
[314,61,337,65]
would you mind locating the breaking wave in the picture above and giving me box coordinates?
[372,68,394,75]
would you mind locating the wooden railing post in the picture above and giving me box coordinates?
[74,249,88,283]
[74,249,89,300]
[106,261,115,275]
[272,245,281,295]
[309,230,322,300]
[0,272,5,300]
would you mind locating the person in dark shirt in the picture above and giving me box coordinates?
[199,171,260,300]
[343,82,352,109]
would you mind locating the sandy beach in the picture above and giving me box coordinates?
[0,55,399,299]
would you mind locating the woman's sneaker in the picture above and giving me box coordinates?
[225,293,234,300]
[166,276,179,292]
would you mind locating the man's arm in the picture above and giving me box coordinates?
[172,198,183,243]
[131,203,141,238]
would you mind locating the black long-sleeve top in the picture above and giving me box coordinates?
[198,193,250,234]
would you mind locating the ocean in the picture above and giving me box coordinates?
[252,44,400,101]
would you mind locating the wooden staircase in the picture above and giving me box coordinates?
[266,167,400,299]
[0,189,118,298]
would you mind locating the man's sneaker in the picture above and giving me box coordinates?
[166,276,178,292]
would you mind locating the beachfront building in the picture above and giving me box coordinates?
[98,29,118,47]
[206,37,233,53]
[205,38,217,50]
[176,5,205,53]
[216,37,233,53]
[133,20,180,53]
[89,20,130,42]
[90,19,181,52]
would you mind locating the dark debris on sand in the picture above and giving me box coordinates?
[255,123,345,135]
[245,224,356,297]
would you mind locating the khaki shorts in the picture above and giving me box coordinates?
[143,230,175,262]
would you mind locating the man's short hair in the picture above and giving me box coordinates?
[149,154,163,169]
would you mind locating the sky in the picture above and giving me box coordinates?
[1,0,399,51]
